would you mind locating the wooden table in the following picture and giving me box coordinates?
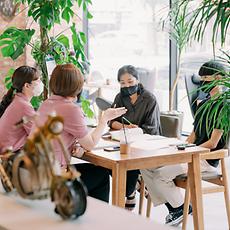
[0,194,174,230]
[72,144,209,230]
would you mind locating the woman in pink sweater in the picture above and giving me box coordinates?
[34,64,126,202]
[0,66,43,153]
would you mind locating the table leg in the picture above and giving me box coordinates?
[188,153,204,230]
[112,164,118,206]
[111,163,126,208]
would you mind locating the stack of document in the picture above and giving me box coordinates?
[110,128,165,143]
[131,138,185,151]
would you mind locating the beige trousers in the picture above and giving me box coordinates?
[141,160,216,208]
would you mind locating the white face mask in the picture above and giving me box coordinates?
[33,80,44,97]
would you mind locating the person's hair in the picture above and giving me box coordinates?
[0,66,38,118]
[117,65,139,81]
[49,64,84,97]
[199,60,226,77]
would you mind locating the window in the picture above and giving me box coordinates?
[88,0,169,111]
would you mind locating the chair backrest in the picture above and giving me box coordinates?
[136,67,156,93]
[160,114,181,138]
[95,97,112,111]
[184,74,201,117]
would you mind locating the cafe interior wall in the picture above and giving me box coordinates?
[0,5,26,99]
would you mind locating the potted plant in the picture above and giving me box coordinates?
[160,1,191,138]
[169,0,229,140]
[0,0,93,117]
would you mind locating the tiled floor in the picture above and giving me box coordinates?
[131,158,230,229]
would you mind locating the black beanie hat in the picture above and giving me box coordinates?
[199,60,226,77]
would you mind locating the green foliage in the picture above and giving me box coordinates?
[0,27,35,60]
[4,68,15,89]
[0,0,93,117]
[169,1,229,139]
[196,83,230,139]
[162,1,191,111]
[24,0,92,29]
[195,51,230,140]
[166,1,190,56]
[30,96,43,110]
[31,32,89,74]
[81,96,94,118]
[173,0,230,47]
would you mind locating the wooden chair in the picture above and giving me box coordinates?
[138,176,152,218]
[139,149,230,230]
[175,149,230,230]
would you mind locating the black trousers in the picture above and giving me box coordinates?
[75,163,110,203]
[126,170,140,197]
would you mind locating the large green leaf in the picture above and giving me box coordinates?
[81,96,94,118]
[0,27,35,60]
[61,7,70,23]
[57,34,70,49]
[70,23,88,72]
[31,96,43,110]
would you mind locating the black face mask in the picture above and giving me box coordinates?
[120,85,138,97]
[200,81,215,93]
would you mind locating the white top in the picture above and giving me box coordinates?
[0,194,173,230]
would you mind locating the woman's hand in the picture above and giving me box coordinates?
[101,107,127,123]
[71,142,85,158]
[186,131,196,144]
[125,124,138,129]
[78,107,127,151]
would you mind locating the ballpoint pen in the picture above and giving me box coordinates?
[122,116,133,125]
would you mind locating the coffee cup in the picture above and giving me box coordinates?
[120,142,131,154]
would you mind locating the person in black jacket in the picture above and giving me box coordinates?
[110,65,161,135]
[110,65,161,210]
[141,60,227,226]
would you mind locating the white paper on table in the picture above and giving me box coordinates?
[110,128,142,141]
[110,128,166,143]
[93,139,119,150]
[131,138,185,151]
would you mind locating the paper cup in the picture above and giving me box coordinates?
[120,143,131,154]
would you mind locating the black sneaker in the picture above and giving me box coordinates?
[165,205,192,226]
[125,191,136,211]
